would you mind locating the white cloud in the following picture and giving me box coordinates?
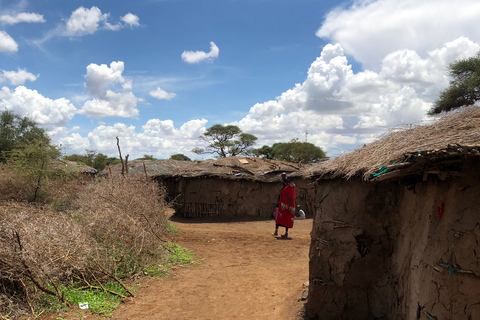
[121,13,140,27]
[63,7,140,36]
[181,41,219,64]
[0,68,38,85]
[79,61,139,118]
[0,12,45,25]
[59,118,209,159]
[316,0,480,71]
[64,6,108,37]
[149,87,176,100]
[83,61,126,97]
[0,31,18,52]
[0,86,77,131]
[58,133,90,153]
[81,91,139,118]
[103,21,123,31]
[232,37,480,156]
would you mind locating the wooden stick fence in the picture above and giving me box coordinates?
[182,202,221,218]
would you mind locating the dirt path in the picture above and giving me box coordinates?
[45,213,312,320]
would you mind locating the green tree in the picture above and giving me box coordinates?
[170,154,192,161]
[251,145,274,159]
[136,154,157,161]
[270,139,327,163]
[230,133,258,156]
[106,157,121,166]
[92,153,109,171]
[6,140,61,202]
[0,110,51,161]
[192,124,257,158]
[430,52,480,114]
[64,150,109,171]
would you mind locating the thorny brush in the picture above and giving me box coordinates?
[0,167,172,319]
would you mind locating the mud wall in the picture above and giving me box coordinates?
[159,176,315,218]
[308,158,480,319]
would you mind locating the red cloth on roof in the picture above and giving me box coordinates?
[275,183,296,228]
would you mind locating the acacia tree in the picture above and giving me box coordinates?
[192,124,257,158]
[251,145,274,159]
[430,52,480,114]
[0,110,51,161]
[6,140,61,202]
[253,139,328,163]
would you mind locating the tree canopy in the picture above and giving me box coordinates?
[170,154,192,161]
[136,154,157,161]
[430,52,480,114]
[253,139,328,164]
[0,110,51,161]
[63,150,110,171]
[192,124,257,158]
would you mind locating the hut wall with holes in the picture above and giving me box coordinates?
[307,157,480,320]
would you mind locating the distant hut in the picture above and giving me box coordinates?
[305,107,480,320]
[125,157,314,219]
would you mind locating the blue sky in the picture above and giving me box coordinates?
[1,0,480,160]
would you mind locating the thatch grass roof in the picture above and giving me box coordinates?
[123,157,304,182]
[305,106,480,180]
[48,159,96,173]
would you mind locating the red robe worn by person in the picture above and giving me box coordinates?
[275,183,296,228]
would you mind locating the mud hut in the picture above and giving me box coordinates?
[305,107,480,320]
[125,157,314,219]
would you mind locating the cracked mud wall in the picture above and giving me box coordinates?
[393,159,480,319]
[308,178,399,320]
[308,158,480,320]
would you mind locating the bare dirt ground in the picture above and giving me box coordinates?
[42,211,312,320]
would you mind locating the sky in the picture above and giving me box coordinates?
[1,0,480,160]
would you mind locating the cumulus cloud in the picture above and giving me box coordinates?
[233,37,480,156]
[0,31,18,52]
[63,7,140,37]
[0,12,45,25]
[0,68,38,85]
[58,118,208,159]
[79,61,139,118]
[316,0,480,70]
[64,6,107,37]
[181,41,219,64]
[0,86,77,131]
[121,13,140,27]
[149,87,176,100]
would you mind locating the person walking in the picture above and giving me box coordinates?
[273,173,296,239]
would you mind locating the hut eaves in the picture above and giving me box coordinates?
[304,106,480,181]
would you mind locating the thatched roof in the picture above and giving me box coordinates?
[305,106,480,180]
[48,159,96,173]
[123,157,304,182]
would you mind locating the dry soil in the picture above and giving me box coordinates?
[42,211,312,320]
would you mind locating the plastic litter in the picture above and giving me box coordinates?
[79,302,89,309]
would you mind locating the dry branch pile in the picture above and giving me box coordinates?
[0,170,169,318]
[74,172,170,275]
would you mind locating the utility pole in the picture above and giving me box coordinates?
[305,130,308,143]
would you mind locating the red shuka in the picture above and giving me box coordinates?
[275,184,296,228]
